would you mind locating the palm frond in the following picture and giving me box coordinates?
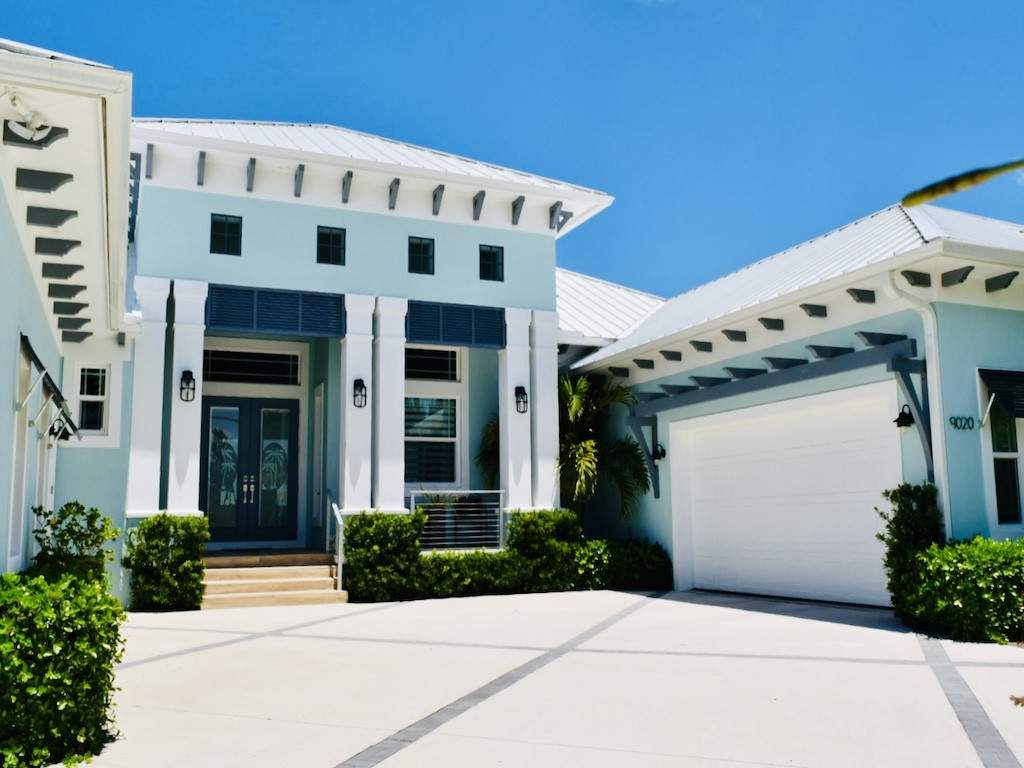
[603,437,651,519]
[559,438,599,503]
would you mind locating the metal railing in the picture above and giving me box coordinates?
[326,491,345,592]
[409,490,505,551]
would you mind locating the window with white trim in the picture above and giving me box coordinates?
[405,397,457,483]
[989,398,1023,525]
[78,367,108,433]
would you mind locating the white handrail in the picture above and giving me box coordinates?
[327,492,345,592]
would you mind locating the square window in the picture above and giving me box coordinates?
[210,214,242,256]
[317,226,346,265]
[479,244,504,282]
[79,368,106,397]
[79,400,104,432]
[405,348,458,381]
[408,237,435,275]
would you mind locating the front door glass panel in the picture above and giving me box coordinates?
[207,406,241,531]
[258,408,291,530]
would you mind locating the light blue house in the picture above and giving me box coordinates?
[578,205,1024,605]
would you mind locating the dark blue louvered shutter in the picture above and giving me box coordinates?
[256,290,301,332]
[206,285,256,330]
[472,307,505,347]
[441,304,473,345]
[300,292,346,336]
[407,301,443,344]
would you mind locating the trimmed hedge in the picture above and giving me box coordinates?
[906,537,1024,644]
[342,509,671,602]
[0,573,125,767]
[122,514,210,611]
[876,483,944,622]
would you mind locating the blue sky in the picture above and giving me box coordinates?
[8,1,1024,297]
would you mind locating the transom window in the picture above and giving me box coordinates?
[316,226,346,266]
[479,244,504,282]
[78,367,108,432]
[405,348,458,381]
[405,398,456,483]
[408,236,435,275]
[210,214,242,256]
[203,350,300,386]
[990,398,1023,525]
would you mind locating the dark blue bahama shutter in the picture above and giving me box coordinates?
[407,301,443,344]
[207,285,255,329]
[205,284,346,337]
[300,293,346,336]
[407,300,506,348]
[256,290,301,332]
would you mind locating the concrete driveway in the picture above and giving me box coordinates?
[88,590,1024,768]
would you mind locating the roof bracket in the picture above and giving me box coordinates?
[722,329,746,342]
[689,340,713,353]
[659,350,682,362]
[145,143,154,179]
[758,317,784,331]
[846,288,876,303]
[807,344,854,359]
[691,375,731,388]
[432,184,445,215]
[341,171,353,203]
[725,366,767,380]
[293,164,304,198]
[388,177,400,210]
[246,158,256,192]
[889,357,933,481]
[608,366,630,378]
[633,358,654,370]
[557,210,574,232]
[660,384,697,395]
[763,356,807,370]
[986,271,1019,293]
[196,150,206,186]
[511,195,525,225]
[856,331,907,347]
[472,190,485,221]
[941,265,974,287]
[800,303,827,318]
[549,201,562,230]
[902,270,932,288]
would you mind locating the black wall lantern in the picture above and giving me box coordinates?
[651,443,667,464]
[894,404,915,430]
[514,385,529,414]
[353,378,367,408]
[179,370,196,402]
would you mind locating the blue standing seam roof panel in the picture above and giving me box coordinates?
[407,300,506,348]
[206,284,346,337]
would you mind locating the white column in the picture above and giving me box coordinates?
[340,294,374,511]
[530,310,560,509]
[373,296,408,511]
[125,276,170,517]
[166,279,208,516]
[499,308,533,509]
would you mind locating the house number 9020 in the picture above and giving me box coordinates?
[949,416,975,431]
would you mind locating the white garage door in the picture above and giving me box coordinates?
[671,381,900,606]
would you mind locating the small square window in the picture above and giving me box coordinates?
[479,244,504,282]
[79,400,105,432]
[409,237,435,275]
[317,226,346,265]
[210,214,242,256]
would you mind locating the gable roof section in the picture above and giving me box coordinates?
[556,267,664,345]
[132,118,608,199]
[576,204,1024,369]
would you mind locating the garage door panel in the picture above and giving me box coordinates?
[677,382,899,606]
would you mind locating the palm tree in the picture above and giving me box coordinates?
[902,158,1024,206]
[558,374,650,519]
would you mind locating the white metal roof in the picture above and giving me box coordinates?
[0,37,108,68]
[132,118,609,199]
[576,204,1024,368]
[556,267,664,345]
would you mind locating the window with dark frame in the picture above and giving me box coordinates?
[405,348,458,382]
[203,350,301,386]
[990,398,1023,524]
[317,226,346,265]
[404,397,457,483]
[78,367,107,432]
[408,236,435,275]
[210,214,242,256]
[479,244,504,282]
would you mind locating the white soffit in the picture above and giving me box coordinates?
[556,268,664,345]
[575,203,1024,369]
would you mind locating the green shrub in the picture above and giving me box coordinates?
[876,483,944,621]
[506,510,581,592]
[906,537,1024,643]
[605,538,673,590]
[0,573,125,767]
[573,539,611,590]
[122,514,210,611]
[29,501,118,583]
[343,510,426,602]
[419,550,522,598]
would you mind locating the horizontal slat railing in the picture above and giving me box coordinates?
[409,491,505,551]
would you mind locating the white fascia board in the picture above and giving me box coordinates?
[573,240,947,372]
[939,239,1024,268]
[101,74,132,333]
[130,126,614,230]
[0,49,130,97]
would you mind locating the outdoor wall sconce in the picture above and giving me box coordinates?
[353,378,368,408]
[652,443,667,464]
[893,404,915,430]
[48,414,66,438]
[515,385,529,414]
[179,370,196,402]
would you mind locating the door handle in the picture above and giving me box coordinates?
[247,475,256,505]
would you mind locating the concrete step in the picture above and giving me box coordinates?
[204,552,334,569]
[204,565,334,581]
[203,576,336,595]
[202,589,348,610]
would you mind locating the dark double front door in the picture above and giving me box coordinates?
[200,397,299,542]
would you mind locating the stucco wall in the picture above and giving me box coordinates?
[934,302,1024,539]
[135,187,556,311]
